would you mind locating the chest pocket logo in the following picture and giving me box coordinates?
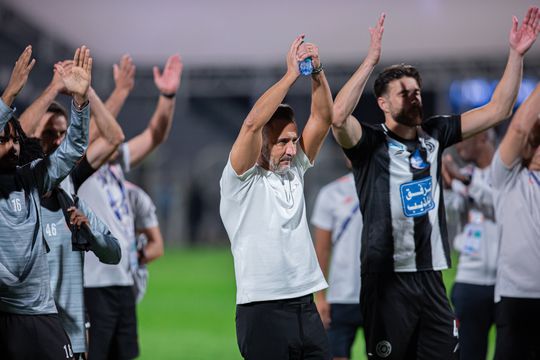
[400,177,435,217]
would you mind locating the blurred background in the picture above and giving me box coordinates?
[0,0,537,358]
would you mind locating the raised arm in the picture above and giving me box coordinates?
[498,82,540,167]
[461,7,540,139]
[19,61,67,136]
[230,35,303,174]
[26,46,92,194]
[127,54,182,167]
[1,45,35,110]
[85,87,125,169]
[104,54,136,118]
[332,14,385,149]
[298,42,334,163]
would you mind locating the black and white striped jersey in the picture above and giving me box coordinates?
[344,115,462,274]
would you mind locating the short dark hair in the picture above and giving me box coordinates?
[269,104,295,123]
[47,101,68,122]
[373,64,422,98]
[263,104,296,140]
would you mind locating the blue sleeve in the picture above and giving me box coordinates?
[78,198,121,265]
[0,99,14,131]
[18,101,90,194]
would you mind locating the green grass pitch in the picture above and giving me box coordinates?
[137,248,495,359]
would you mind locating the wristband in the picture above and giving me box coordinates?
[160,92,176,99]
[311,63,324,75]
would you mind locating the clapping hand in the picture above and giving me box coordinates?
[510,7,540,56]
[2,45,36,106]
[153,54,183,96]
[54,46,93,107]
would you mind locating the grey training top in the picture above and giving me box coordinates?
[492,150,540,301]
[0,99,89,315]
[43,182,120,353]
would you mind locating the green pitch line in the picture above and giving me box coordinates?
[137,248,495,359]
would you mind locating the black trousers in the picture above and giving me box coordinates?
[0,312,74,359]
[84,286,139,360]
[494,297,540,360]
[361,271,459,360]
[236,294,330,360]
[451,282,495,360]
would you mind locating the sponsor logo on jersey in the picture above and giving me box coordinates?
[400,177,435,217]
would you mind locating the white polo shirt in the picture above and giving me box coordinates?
[220,148,327,304]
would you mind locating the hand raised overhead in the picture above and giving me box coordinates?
[2,45,36,106]
[50,60,72,94]
[297,42,321,68]
[286,34,305,77]
[153,54,183,96]
[366,13,385,66]
[510,6,540,56]
[55,46,93,106]
[114,54,136,93]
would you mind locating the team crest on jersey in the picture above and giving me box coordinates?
[419,136,436,153]
[400,177,435,217]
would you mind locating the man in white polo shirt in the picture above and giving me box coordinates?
[220,35,333,359]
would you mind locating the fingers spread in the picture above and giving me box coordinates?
[82,48,90,70]
[73,47,81,66]
[153,66,161,80]
[27,58,36,72]
[87,57,93,75]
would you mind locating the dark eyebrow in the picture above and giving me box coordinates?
[277,136,298,143]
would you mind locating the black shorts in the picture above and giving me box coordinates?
[236,294,330,360]
[0,312,74,359]
[84,286,139,360]
[494,297,540,360]
[327,303,363,358]
[361,271,458,360]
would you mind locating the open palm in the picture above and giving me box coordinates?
[55,46,92,103]
[510,7,540,56]
[153,54,183,95]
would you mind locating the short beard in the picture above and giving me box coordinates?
[394,104,423,127]
[270,156,292,175]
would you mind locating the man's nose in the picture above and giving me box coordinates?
[285,142,296,155]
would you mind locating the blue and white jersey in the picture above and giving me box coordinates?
[344,116,462,273]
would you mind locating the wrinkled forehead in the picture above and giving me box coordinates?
[265,119,298,141]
